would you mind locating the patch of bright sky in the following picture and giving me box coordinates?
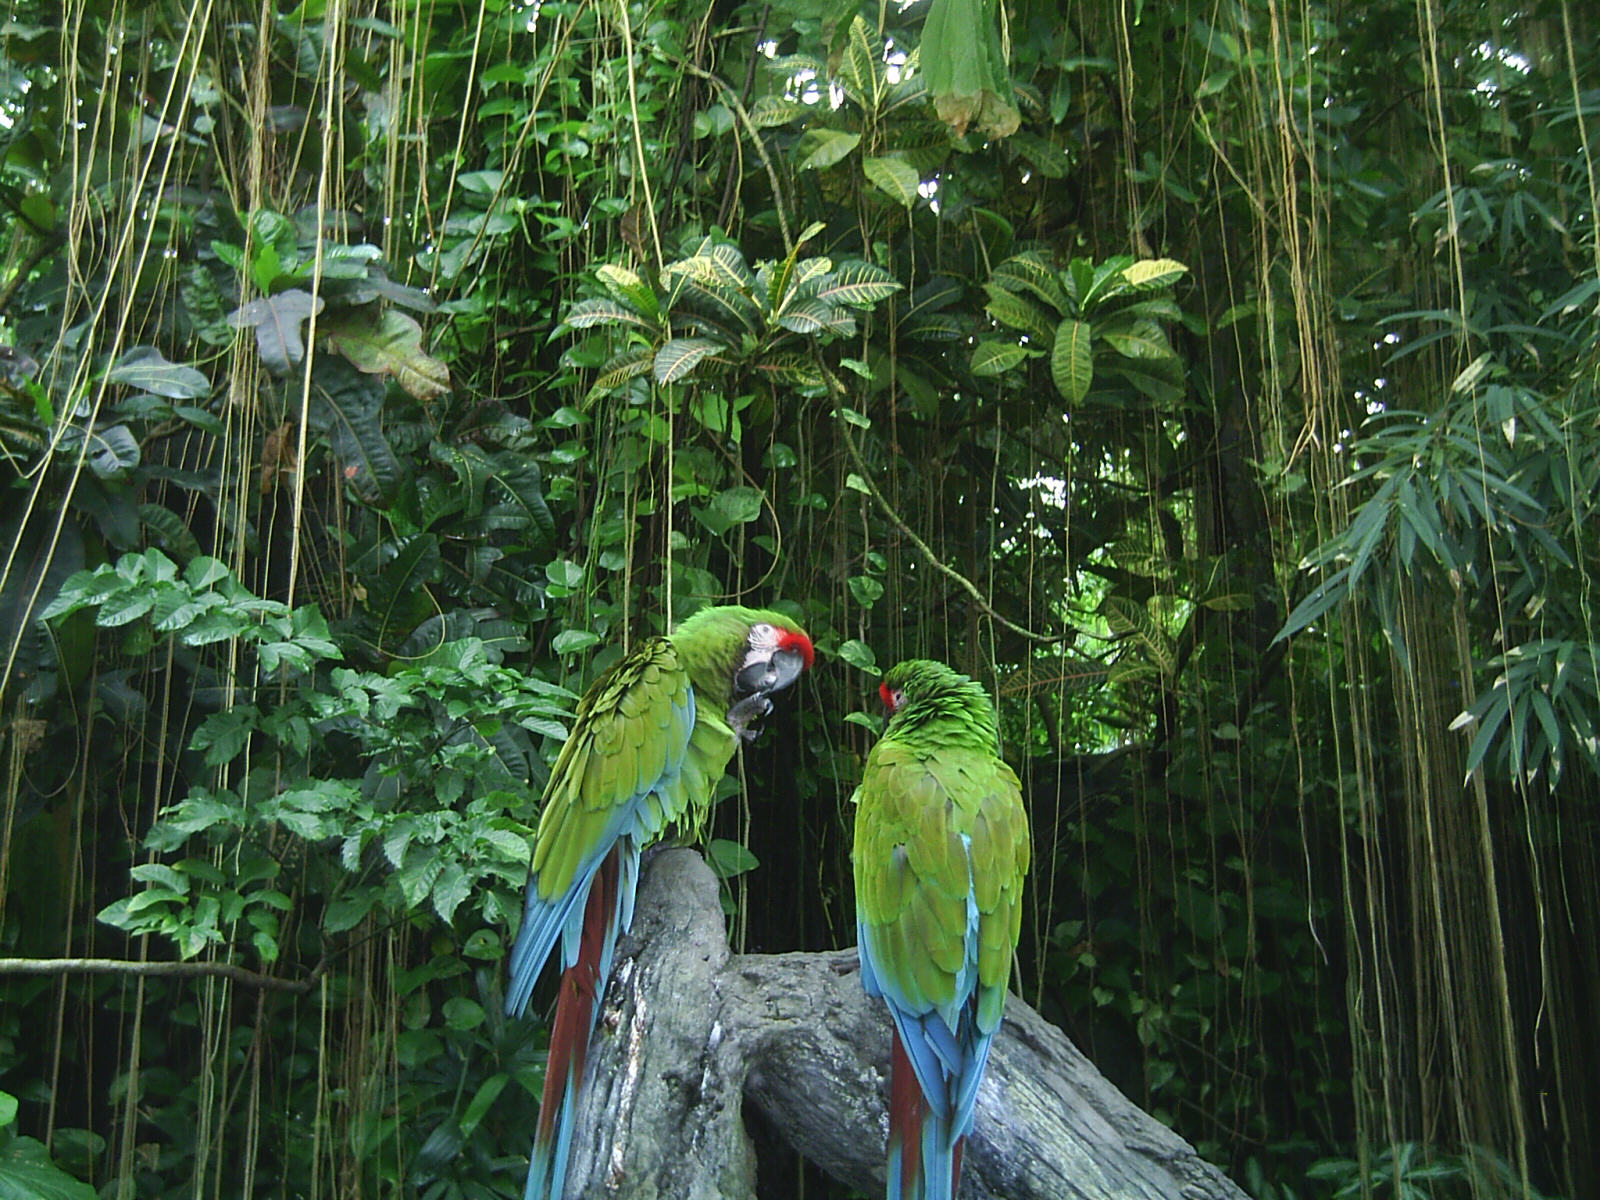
[1471,41,1531,97]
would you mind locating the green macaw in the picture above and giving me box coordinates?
[505,605,813,1200]
[852,659,1030,1200]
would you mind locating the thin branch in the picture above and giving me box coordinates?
[0,956,327,994]
[820,365,1073,645]
[673,58,794,254]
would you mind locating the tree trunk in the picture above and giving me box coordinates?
[552,847,1249,1200]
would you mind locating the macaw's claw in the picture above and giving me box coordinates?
[727,692,774,738]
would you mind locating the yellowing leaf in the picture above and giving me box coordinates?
[1120,258,1189,291]
[323,309,451,401]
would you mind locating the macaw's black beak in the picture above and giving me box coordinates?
[734,646,807,700]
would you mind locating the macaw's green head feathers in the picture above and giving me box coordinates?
[877,658,1000,751]
[670,604,814,720]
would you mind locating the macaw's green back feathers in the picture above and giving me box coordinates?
[853,658,1029,1200]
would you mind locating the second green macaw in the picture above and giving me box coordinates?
[506,605,813,1200]
[852,659,1030,1200]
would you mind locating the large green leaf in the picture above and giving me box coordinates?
[226,289,324,375]
[815,261,903,308]
[919,0,1020,138]
[774,298,856,336]
[795,128,861,170]
[982,284,1055,343]
[0,1147,97,1200]
[990,252,1070,314]
[654,337,722,384]
[590,346,654,394]
[563,296,658,332]
[1120,258,1190,292]
[307,360,403,502]
[594,263,660,322]
[1050,318,1093,403]
[969,340,1035,376]
[838,15,883,111]
[107,346,211,399]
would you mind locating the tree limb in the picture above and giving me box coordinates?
[0,956,325,993]
[547,848,1249,1199]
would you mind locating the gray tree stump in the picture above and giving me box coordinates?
[555,847,1248,1200]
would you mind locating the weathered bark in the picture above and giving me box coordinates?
[556,847,1248,1200]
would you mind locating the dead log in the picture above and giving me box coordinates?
[553,847,1248,1199]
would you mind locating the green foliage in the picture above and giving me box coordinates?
[974,251,1190,407]
[0,1091,96,1200]
[2,0,1599,1197]
[47,553,568,960]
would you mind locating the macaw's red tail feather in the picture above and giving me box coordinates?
[526,850,621,1200]
[888,1032,925,1198]
[886,1031,959,1200]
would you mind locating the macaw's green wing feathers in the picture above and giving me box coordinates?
[505,605,813,1200]
[852,659,1029,1200]
[508,639,694,1017]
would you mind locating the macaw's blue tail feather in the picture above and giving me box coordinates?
[522,849,621,1200]
[887,1031,960,1200]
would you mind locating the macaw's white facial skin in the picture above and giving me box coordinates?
[728,621,810,737]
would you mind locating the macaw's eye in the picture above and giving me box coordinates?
[878,681,903,711]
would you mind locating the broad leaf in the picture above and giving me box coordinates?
[307,360,403,502]
[1051,318,1093,402]
[323,309,451,402]
[982,284,1055,343]
[919,0,1020,138]
[590,346,654,394]
[795,128,861,171]
[227,290,324,374]
[970,340,1034,376]
[654,338,722,384]
[563,297,658,332]
[1120,258,1190,292]
[815,261,903,307]
[107,346,211,399]
[990,253,1070,314]
[775,298,855,336]
[594,263,660,322]
[864,155,928,206]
